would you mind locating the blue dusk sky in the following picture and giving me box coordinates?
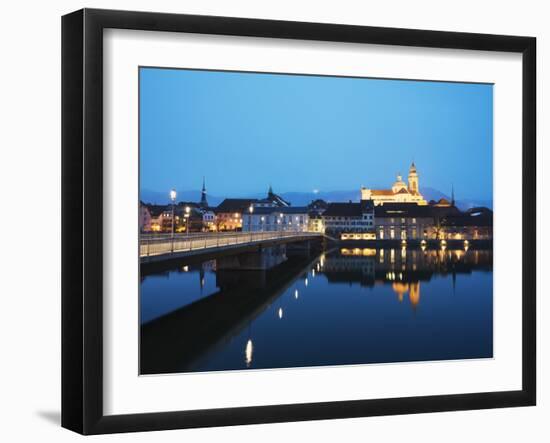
[140,67,493,201]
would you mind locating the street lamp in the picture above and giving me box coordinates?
[185,206,191,238]
[169,189,177,252]
[248,205,254,239]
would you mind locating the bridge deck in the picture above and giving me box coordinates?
[140,231,323,263]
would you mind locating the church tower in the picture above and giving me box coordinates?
[200,176,208,208]
[408,162,419,194]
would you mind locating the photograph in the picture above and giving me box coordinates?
[138,67,494,375]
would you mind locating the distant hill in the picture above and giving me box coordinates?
[421,187,493,210]
[140,189,224,206]
[140,187,492,210]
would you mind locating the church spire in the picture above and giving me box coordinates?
[408,162,419,193]
[200,176,208,208]
[268,184,274,197]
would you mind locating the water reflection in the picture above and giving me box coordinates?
[140,246,493,374]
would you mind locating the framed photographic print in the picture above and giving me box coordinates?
[62,8,536,435]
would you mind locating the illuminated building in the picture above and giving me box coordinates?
[243,206,309,232]
[201,210,216,231]
[360,162,427,206]
[441,207,493,240]
[308,214,325,233]
[307,199,328,233]
[214,199,256,231]
[322,200,375,237]
[375,203,436,240]
[139,202,152,232]
[144,204,178,233]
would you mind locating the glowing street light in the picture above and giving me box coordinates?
[185,205,191,238]
[248,204,254,238]
[245,339,254,367]
[169,189,177,251]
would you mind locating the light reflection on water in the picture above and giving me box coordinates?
[140,247,493,375]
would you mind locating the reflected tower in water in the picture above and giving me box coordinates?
[140,245,492,374]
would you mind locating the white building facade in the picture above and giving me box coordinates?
[242,207,309,232]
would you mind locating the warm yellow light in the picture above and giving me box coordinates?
[362,248,376,256]
[185,206,190,214]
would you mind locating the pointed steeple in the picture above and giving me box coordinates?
[200,176,208,208]
[268,184,274,198]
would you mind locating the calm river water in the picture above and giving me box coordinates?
[140,246,493,374]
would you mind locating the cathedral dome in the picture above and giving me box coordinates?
[392,174,407,193]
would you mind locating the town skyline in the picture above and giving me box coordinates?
[140,68,493,201]
[140,177,491,210]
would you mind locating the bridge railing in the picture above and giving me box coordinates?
[140,231,321,257]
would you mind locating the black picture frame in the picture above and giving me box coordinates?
[62,8,536,435]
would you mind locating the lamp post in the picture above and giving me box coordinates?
[169,189,177,252]
[248,205,254,241]
[185,206,191,239]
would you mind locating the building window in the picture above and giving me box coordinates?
[390,229,395,239]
